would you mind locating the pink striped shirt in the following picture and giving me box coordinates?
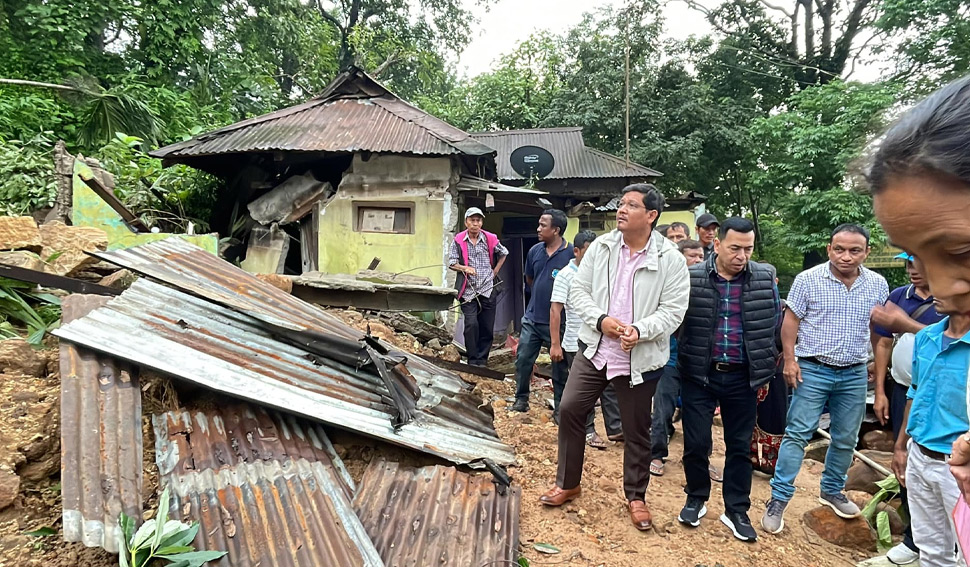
[590,237,650,379]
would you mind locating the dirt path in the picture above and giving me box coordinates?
[476,377,878,567]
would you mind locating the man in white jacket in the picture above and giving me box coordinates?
[538,184,690,532]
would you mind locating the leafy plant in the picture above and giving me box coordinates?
[860,474,902,551]
[0,278,61,345]
[118,487,227,567]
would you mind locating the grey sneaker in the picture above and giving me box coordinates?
[819,491,861,519]
[761,498,788,534]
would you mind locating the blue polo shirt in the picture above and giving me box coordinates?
[873,284,943,338]
[524,240,573,325]
[906,318,970,454]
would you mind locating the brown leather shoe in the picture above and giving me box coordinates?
[539,485,581,507]
[628,500,653,531]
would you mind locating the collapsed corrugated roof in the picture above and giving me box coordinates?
[151,67,495,162]
[59,295,143,554]
[153,405,384,567]
[55,238,514,466]
[470,127,662,181]
[354,458,521,567]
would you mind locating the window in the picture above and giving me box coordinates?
[353,203,414,234]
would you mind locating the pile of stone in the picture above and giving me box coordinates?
[0,216,132,289]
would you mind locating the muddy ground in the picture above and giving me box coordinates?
[0,332,880,567]
[470,374,879,567]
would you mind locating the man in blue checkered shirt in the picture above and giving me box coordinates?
[762,224,889,535]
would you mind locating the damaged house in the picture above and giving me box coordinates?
[150,66,540,297]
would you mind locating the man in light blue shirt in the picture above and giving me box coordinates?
[892,307,970,567]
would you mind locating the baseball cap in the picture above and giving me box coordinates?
[464,207,485,219]
[895,252,914,262]
[696,213,720,228]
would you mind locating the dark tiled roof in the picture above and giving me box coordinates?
[470,127,662,180]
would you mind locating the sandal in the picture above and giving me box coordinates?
[650,459,665,476]
[586,432,608,450]
[709,464,723,483]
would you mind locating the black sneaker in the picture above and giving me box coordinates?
[721,511,758,542]
[678,497,707,527]
[510,399,529,413]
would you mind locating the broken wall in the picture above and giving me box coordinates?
[71,160,219,253]
[318,154,456,286]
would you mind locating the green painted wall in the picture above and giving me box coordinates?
[72,160,219,253]
[318,195,449,283]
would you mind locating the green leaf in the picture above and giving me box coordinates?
[876,510,893,551]
[130,518,158,551]
[158,550,229,567]
[24,526,56,537]
[153,487,171,550]
[532,543,560,554]
[156,545,195,555]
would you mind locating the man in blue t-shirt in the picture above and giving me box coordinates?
[892,304,970,567]
[510,209,574,413]
[870,252,945,565]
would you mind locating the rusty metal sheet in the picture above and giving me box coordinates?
[153,405,383,567]
[60,294,142,553]
[354,458,521,567]
[151,69,493,161]
[471,127,662,181]
[54,277,515,466]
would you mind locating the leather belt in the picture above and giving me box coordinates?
[802,356,865,370]
[917,443,947,462]
[711,361,746,373]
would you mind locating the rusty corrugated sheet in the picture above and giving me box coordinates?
[470,127,662,181]
[54,275,515,466]
[60,294,142,553]
[87,237,506,444]
[151,68,494,161]
[354,458,521,567]
[153,405,383,567]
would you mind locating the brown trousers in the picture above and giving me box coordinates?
[555,351,661,502]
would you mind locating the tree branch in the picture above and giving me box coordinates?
[756,0,793,18]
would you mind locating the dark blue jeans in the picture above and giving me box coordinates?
[514,317,567,403]
[650,365,680,460]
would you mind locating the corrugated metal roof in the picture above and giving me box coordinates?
[470,127,662,180]
[456,175,547,195]
[151,68,494,160]
[153,405,384,567]
[59,294,143,554]
[354,458,521,567]
[87,238,477,405]
[54,277,515,466]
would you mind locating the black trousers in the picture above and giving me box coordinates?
[459,294,496,365]
[556,352,661,501]
[682,368,758,513]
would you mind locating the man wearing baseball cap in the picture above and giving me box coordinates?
[695,213,720,259]
[449,207,509,366]
[869,252,945,565]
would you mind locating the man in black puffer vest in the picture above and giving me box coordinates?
[676,217,780,543]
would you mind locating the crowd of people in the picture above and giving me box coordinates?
[448,75,970,564]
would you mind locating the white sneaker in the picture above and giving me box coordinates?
[886,542,919,565]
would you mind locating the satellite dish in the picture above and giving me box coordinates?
[510,145,555,179]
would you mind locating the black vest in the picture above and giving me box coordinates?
[677,256,778,389]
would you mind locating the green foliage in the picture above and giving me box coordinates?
[0,135,57,215]
[97,133,220,232]
[119,487,227,567]
[861,474,902,551]
[0,277,61,346]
